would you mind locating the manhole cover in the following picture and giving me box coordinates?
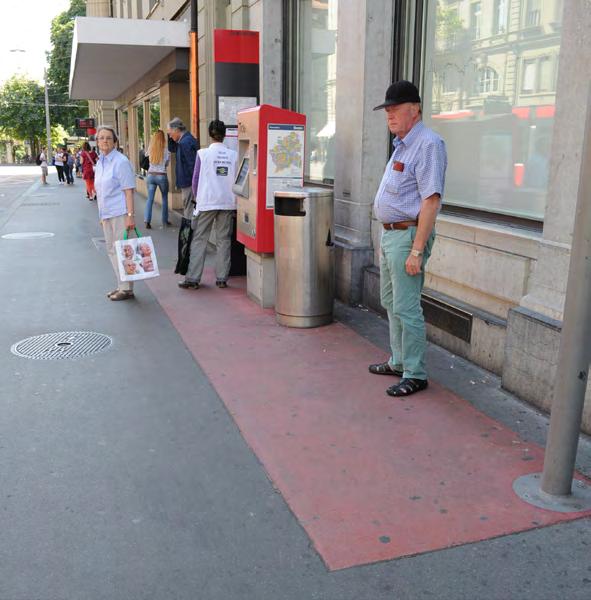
[2,232,55,239]
[11,331,112,360]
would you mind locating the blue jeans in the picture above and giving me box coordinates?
[144,173,169,224]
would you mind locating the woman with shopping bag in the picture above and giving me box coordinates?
[94,125,137,302]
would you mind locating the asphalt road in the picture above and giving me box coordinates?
[0,165,589,600]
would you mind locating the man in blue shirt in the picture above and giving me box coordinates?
[369,81,447,397]
[167,117,198,219]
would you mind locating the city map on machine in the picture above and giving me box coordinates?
[267,125,305,178]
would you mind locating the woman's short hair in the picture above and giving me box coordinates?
[208,120,226,141]
[167,117,186,132]
[96,125,118,143]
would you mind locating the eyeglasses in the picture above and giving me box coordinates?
[97,136,114,141]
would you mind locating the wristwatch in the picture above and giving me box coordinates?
[127,212,134,217]
[410,249,423,258]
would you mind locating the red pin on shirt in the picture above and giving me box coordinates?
[393,161,405,172]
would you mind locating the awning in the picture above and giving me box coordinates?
[69,17,190,100]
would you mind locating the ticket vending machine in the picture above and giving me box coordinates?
[233,105,306,307]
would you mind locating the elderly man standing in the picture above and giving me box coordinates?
[369,81,447,397]
[167,117,198,219]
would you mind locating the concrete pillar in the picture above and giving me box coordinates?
[503,1,591,432]
[332,0,394,303]
[230,0,249,29]
[519,1,591,321]
[247,0,282,106]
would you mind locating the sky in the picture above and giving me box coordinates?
[0,0,73,84]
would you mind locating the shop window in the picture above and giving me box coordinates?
[150,96,161,133]
[425,0,563,221]
[135,103,145,173]
[284,0,338,185]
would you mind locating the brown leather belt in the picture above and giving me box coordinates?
[383,220,418,230]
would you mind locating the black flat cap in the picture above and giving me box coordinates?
[373,80,421,111]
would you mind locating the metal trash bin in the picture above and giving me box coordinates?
[274,187,334,328]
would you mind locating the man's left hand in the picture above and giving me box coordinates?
[125,215,135,230]
[405,253,423,276]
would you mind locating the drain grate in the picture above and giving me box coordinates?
[22,202,60,207]
[11,331,113,360]
[2,232,54,240]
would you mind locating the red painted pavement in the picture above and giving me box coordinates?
[147,270,591,570]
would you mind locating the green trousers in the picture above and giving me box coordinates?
[379,227,435,381]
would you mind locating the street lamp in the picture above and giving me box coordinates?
[44,69,52,161]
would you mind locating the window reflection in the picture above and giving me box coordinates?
[425,0,563,220]
[296,0,338,184]
[136,103,145,174]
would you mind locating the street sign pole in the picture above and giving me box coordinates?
[540,85,591,496]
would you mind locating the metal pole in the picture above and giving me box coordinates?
[540,84,591,496]
[44,70,52,161]
[189,0,200,139]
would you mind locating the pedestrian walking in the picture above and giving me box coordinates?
[75,149,82,178]
[64,149,75,184]
[81,142,98,201]
[94,125,137,302]
[38,147,48,185]
[178,120,237,290]
[54,148,66,184]
[144,129,171,229]
[368,81,447,397]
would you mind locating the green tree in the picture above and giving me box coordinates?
[46,0,88,131]
[0,76,47,149]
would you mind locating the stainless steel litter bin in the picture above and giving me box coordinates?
[274,187,334,328]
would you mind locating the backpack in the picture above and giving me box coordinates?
[35,153,42,166]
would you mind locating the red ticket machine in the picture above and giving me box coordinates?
[234,105,306,254]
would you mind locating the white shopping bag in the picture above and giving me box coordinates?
[115,229,160,282]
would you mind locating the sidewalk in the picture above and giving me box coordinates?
[1,169,590,599]
[138,184,591,570]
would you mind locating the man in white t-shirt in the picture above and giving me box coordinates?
[39,148,48,185]
[178,120,237,290]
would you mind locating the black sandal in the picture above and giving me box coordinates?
[387,378,428,397]
[369,361,403,377]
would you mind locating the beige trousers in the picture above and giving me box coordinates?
[102,214,133,292]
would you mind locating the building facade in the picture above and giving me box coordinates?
[71,0,591,430]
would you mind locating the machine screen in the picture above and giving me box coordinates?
[233,156,250,198]
[235,157,249,186]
